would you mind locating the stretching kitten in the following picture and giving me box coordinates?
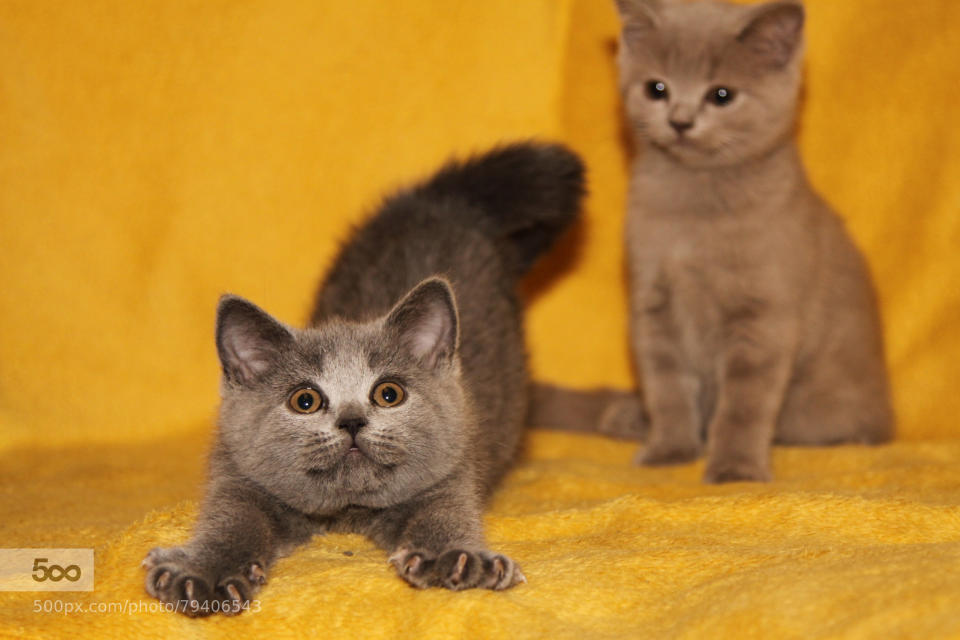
[142,143,585,615]
[530,0,892,482]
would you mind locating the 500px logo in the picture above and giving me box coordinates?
[0,549,94,591]
[32,558,82,583]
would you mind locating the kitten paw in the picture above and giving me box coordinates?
[703,460,771,484]
[635,441,701,466]
[599,398,646,439]
[389,547,525,591]
[142,546,266,617]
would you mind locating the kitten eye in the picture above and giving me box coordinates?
[645,80,669,101]
[707,86,736,106]
[371,381,405,408]
[288,388,323,414]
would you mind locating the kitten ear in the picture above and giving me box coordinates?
[216,295,294,385]
[385,277,459,370]
[737,1,805,69]
[614,0,661,51]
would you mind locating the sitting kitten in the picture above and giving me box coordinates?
[142,142,585,615]
[601,0,893,482]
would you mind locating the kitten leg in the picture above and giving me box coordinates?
[634,309,703,466]
[380,488,525,591]
[703,328,794,483]
[143,481,310,617]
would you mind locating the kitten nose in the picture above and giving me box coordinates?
[669,119,694,134]
[337,416,367,438]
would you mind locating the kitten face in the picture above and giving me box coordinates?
[215,278,467,514]
[616,0,805,168]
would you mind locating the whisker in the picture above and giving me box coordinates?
[362,437,404,451]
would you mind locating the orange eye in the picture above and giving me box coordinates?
[289,388,323,414]
[371,382,405,408]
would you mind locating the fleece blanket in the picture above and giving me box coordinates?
[2,0,959,638]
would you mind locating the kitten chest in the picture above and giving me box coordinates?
[627,204,800,365]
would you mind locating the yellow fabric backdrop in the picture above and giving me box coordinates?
[2,1,959,638]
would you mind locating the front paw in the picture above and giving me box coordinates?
[142,546,267,617]
[703,457,772,483]
[389,547,525,591]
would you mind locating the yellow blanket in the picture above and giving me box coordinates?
[2,0,959,637]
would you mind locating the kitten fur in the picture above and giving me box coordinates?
[529,383,649,440]
[533,0,893,483]
[142,142,585,615]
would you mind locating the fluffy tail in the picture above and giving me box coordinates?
[527,383,649,441]
[416,142,587,276]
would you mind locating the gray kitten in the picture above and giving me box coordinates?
[142,143,585,616]
[534,0,893,483]
[617,0,893,482]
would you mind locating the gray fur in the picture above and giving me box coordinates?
[142,143,585,615]
[528,383,649,440]
[608,0,894,482]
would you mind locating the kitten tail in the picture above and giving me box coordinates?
[527,383,648,441]
[416,142,587,277]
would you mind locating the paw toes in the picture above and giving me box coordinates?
[391,547,524,591]
[489,555,507,585]
[436,550,480,590]
[142,551,263,617]
[248,562,267,585]
[184,577,196,601]
[214,578,253,616]
[401,552,428,578]
[481,553,524,590]
[447,551,471,588]
[390,550,437,588]
[218,575,254,601]
[402,552,425,576]
[155,570,171,591]
[161,574,212,617]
